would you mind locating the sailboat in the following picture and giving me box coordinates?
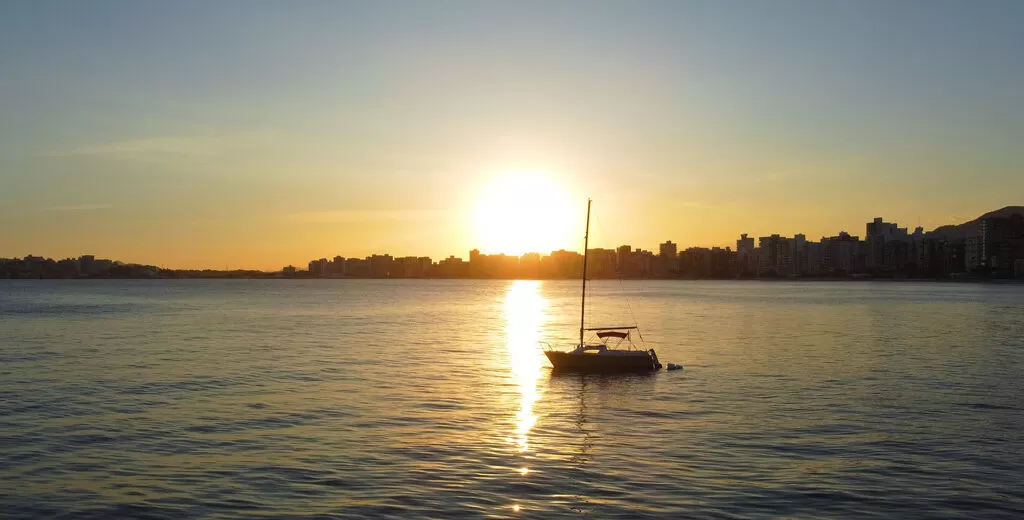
[544,199,663,373]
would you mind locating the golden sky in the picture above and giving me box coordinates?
[2,3,1022,269]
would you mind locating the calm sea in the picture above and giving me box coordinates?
[1,280,1022,518]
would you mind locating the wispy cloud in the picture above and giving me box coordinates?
[45,136,226,159]
[45,203,113,212]
[675,200,720,209]
[287,209,449,224]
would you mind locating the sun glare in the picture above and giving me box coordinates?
[473,171,580,256]
[505,280,546,454]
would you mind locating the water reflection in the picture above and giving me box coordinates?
[504,280,546,456]
[570,376,593,515]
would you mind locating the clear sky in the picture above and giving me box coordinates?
[2,1,1022,269]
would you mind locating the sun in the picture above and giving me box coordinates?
[473,171,581,256]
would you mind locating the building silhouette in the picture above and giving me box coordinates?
[8,209,1020,280]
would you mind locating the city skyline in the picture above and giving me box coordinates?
[5,205,1021,277]
[0,206,1012,272]
[3,2,1024,269]
[302,206,1023,279]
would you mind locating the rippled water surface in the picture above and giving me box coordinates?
[2,280,1023,518]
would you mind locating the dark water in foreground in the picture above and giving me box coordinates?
[1,280,1022,518]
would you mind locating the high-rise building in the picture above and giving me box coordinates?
[547,249,583,278]
[393,256,430,278]
[792,234,807,276]
[866,217,908,271]
[616,245,633,276]
[93,259,112,273]
[369,254,393,278]
[758,235,784,275]
[344,257,370,277]
[469,249,482,277]
[922,237,966,278]
[981,214,1024,275]
[418,257,433,277]
[659,241,677,260]
[965,236,982,272]
[806,242,822,276]
[736,234,756,275]
[307,258,329,277]
[520,252,541,278]
[586,248,617,278]
[436,256,467,278]
[634,248,654,277]
[679,247,735,278]
[79,255,95,275]
[820,232,859,274]
[910,227,925,273]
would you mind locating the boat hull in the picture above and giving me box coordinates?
[545,349,661,373]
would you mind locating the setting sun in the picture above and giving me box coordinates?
[473,171,582,256]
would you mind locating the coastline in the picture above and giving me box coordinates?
[2,275,1020,284]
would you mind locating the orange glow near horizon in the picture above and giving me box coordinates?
[473,171,582,257]
[4,4,1023,272]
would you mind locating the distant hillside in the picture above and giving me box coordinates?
[929,206,1024,240]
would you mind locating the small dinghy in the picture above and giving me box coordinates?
[667,363,683,371]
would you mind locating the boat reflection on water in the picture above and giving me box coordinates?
[502,280,659,515]
[547,371,658,515]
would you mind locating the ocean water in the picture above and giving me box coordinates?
[1,279,1022,519]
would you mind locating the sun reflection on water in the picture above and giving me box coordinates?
[504,280,546,457]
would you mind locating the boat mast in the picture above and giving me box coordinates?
[580,198,591,348]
